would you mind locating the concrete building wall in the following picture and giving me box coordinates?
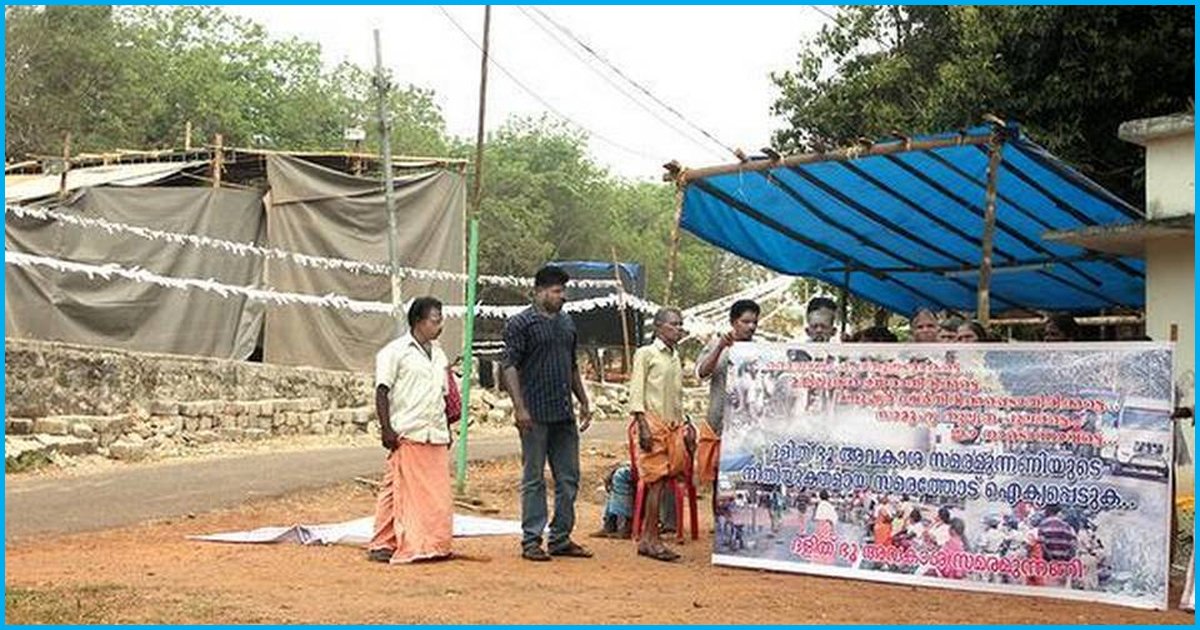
[1140,129,1195,220]
[1133,118,1195,495]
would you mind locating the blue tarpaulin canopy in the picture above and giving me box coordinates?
[677,124,1145,316]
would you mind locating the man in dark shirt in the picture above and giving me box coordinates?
[502,265,593,561]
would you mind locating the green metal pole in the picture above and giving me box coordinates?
[455,218,480,495]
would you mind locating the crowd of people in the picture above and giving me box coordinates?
[857,493,1109,588]
[359,265,1128,569]
[847,305,1085,345]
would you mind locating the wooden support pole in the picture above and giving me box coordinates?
[184,121,192,151]
[977,130,1005,325]
[211,134,224,189]
[663,181,685,304]
[57,133,71,200]
[839,269,850,339]
[612,247,632,374]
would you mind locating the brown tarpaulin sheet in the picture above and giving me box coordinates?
[263,154,464,372]
[5,187,266,359]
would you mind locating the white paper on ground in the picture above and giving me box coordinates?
[188,514,523,546]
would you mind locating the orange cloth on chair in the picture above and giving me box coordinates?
[636,412,688,484]
[695,419,721,484]
[368,440,453,564]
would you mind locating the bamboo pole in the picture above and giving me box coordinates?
[839,269,850,339]
[225,147,468,165]
[455,219,480,496]
[57,133,71,200]
[990,314,1142,327]
[977,131,1005,325]
[663,180,685,304]
[211,134,224,189]
[611,247,632,374]
[677,132,993,183]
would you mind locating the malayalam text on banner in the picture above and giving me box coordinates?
[713,342,1174,610]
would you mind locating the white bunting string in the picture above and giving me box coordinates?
[5,204,620,289]
[5,251,659,320]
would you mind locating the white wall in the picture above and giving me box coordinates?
[1145,236,1195,493]
[1143,133,1196,219]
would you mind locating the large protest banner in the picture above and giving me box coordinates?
[713,342,1174,610]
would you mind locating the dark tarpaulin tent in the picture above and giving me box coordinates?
[6,186,266,360]
[264,154,465,372]
[4,152,466,372]
[675,123,1145,317]
[552,260,645,347]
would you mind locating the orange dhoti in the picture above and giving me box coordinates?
[368,440,453,564]
[695,419,720,485]
[636,413,688,484]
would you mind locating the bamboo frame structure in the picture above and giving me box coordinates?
[661,120,1141,323]
[11,146,468,175]
[991,314,1142,327]
[676,130,993,184]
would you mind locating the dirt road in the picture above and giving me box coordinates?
[5,448,1192,624]
[5,421,626,541]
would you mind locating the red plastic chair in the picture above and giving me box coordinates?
[628,418,699,543]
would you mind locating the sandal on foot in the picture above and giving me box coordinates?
[549,541,594,558]
[522,547,552,562]
[637,546,680,562]
[367,548,394,563]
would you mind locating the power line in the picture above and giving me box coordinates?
[434,5,665,163]
[514,5,729,162]
[806,5,838,22]
[527,6,738,158]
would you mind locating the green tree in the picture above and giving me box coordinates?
[5,5,139,155]
[4,6,739,310]
[323,61,449,157]
[770,5,1194,203]
[471,116,736,308]
[4,5,449,157]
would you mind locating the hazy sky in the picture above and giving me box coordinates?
[224,5,831,180]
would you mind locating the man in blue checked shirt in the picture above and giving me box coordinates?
[502,265,594,562]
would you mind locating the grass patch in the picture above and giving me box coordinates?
[5,583,244,624]
[5,450,53,474]
[6,583,139,624]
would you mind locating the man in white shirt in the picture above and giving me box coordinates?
[367,297,456,564]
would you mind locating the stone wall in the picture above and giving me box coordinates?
[5,338,375,465]
[6,338,372,418]
[4,338,707,468]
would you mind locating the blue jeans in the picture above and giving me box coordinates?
[520,421,579,551]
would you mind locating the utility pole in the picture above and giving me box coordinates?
[456,6,491,497]
[373,29,404,336]
[470,5,492,218]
